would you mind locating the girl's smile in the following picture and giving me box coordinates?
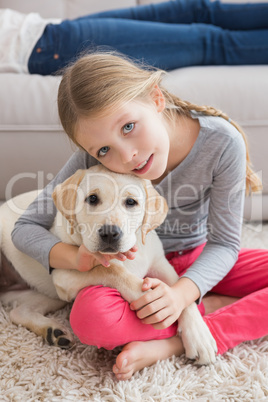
[133,154,154,175]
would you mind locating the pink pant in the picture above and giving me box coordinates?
[70,244,268,354]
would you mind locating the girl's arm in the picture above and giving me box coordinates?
[181,133,247,301]
[49,243,138,272]
[11,150,96,271]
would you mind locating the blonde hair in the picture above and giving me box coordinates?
[58,51,262,195]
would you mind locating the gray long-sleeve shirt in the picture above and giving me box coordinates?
[12,113,246,299]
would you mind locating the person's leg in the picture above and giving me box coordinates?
[70,0,268,30]
[189,0,268,30]
[77,0,190,24]
[201,247,268,353]
[28,18,268,75]
[166,246,268,355]
[203,287,268,354]
[70,285,177,350]
[211,248,268,297]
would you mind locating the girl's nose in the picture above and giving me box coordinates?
[120,147,137,164]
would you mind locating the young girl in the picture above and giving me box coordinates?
[12,52,268,381]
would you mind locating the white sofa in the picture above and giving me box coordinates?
[1,0,268,221]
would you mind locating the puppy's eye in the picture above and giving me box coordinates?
[85,194,99,205]
[125,198,137,208]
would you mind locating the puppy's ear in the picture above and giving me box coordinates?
[141,180,168,244]
[52,169,87,235]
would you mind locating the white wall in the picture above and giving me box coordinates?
[0,0,136,18]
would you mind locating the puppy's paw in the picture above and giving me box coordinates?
[46,325,74,349]
[178,303,217,365]
[179,322,217,365]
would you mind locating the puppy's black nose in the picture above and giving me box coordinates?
[98,225,123,244]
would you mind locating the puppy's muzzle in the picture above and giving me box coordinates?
[98,224,123,253]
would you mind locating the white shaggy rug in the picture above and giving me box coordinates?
[1,223,268,401]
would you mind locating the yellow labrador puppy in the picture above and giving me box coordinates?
[0,165,217,363]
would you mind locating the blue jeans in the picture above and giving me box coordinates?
[28,0,268,75]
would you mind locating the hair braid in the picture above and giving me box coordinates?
[161,88,262,195]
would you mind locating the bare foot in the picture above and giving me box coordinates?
[203,293,240,315]
[113,336,184,381]
[112,294,240,380]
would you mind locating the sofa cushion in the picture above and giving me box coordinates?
[0,73,74,198]
[0,73,61,129]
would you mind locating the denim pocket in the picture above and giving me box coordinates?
[28,24,61,75]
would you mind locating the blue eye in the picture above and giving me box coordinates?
[123,123,134,134]
[98,146,110,157]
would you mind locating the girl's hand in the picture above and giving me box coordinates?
[75,244,138,272]
[129,277,187,329]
